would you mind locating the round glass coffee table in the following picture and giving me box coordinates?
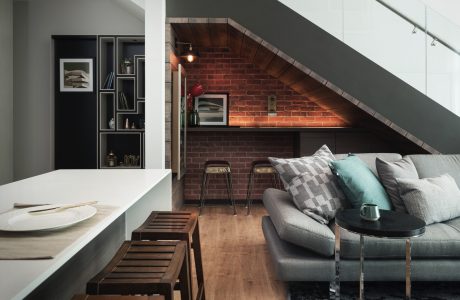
[334,209,426,300]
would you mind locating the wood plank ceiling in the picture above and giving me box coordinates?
[171,21,430,154]
[172,22,372,125]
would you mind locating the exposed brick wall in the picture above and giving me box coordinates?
[185,132,294,201]
[186,47,347,127]
[184,47,347,202]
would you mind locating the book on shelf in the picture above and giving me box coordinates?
[119,92,130,110]
[102,72,114,89]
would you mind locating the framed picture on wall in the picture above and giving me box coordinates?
[59,58,93,92]
[194,93,228,126]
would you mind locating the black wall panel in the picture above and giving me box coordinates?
[54,36,97,169]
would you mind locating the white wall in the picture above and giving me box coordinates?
[0,0,14,185]
[13,0,144,180]
[145,0,165,169]
[421,0,460,28]
[280,0,460,117]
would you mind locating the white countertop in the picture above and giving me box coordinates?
[0,169,171,300]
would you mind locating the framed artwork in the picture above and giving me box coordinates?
[194,93,228,126]
[60,58,93,92]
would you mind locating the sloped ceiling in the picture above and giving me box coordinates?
[170,19,431,154]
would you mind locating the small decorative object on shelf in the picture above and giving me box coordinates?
[125,118,129,129]
[108,117,115,129]
[131,122,136,129]
[120,58,133,74]
[106,150,117,167]
[123,154,140,167]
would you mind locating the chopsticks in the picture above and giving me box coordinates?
[28,201,98,214]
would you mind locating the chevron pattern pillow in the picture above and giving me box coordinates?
[269,145,346,224]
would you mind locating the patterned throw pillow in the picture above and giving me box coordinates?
[269,145,347,224]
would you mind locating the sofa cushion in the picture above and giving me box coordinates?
[269,145,346,224]
[397,174,460,225]
[406,154,460,186]
[339,218,460,258]
[335,153,402,176]
[263,188,335,257]
[330,155,392,210]
[376,157,419,212]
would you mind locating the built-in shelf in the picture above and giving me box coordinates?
[98,35,145,169]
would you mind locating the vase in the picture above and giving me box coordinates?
[190,110,200,127]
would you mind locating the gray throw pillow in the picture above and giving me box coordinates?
[376,157,418,212]
[269,145,346,224]
[397,174,460,225]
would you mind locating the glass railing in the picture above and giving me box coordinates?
[279,0,460,117]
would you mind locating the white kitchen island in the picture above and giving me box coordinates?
[0,169,172,300]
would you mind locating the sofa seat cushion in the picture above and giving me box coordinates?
[339,218,460,258]
[263,188,335,257]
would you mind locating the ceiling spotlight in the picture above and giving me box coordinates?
[177,42,199,63]
[412,25,417,34]
[431,38,437,46]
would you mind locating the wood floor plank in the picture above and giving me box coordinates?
[180,204,287,300]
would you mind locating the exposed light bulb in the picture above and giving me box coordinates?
[187,54,194,63]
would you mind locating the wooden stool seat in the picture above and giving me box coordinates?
[87,241,190,300]
[132,212,205,300]
[73,295,165,300]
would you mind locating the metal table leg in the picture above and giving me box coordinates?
[406,238,411,300]
[359,234,364,300]
[334,224,340,300]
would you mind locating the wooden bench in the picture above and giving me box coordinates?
[87,241,190,300]
[132,212,205,300]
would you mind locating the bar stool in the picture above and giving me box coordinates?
[199,160,236,215]
[246,160,280,215]
[87,241,190,300]
[132,211,205,300]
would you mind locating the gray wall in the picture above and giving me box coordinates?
[0,0,14,185]
[13,0,144,180]
[167,0,460,154]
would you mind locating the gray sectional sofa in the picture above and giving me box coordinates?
[262,153,460,282]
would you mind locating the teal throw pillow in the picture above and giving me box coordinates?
[330,155,392,210]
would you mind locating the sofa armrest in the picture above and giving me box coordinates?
[263,188,335,256]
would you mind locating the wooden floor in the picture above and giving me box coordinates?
[182,204,287,300]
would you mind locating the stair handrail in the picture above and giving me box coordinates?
[376,0,460,56]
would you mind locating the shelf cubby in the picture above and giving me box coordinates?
[99,37,115,90]
[99,92,115,131]
[117,112,145,131]
[99,132,143,168]
[116,37,145,76]
[117,78,135,111]
[135,56,145,99]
